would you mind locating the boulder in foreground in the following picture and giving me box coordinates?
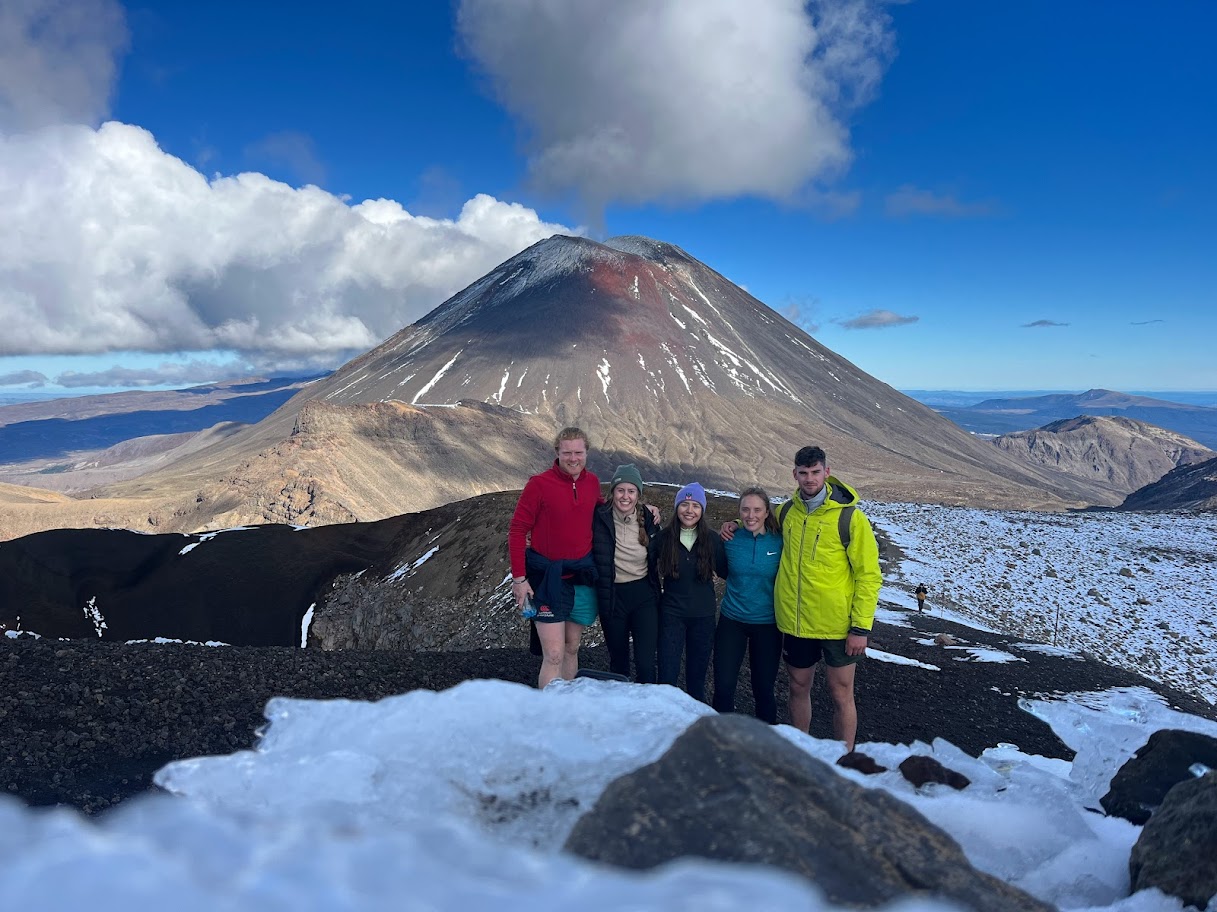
[1129,771,1217,910]
[1101,728,1217,824]
[565,713,1051,912]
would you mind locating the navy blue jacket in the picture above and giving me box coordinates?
[524,549,597,618]
[591,504,660,621]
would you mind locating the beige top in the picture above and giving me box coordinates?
[613,510,648,582]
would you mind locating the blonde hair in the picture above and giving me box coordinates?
[553,426,590,450]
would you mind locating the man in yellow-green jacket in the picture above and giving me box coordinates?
[775,446,882,751]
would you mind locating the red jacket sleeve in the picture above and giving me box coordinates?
[508,477,542,578]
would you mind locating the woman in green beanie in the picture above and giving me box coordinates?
[591,464,661,682]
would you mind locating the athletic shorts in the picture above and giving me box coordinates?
[536,583,598,625]
[570,585,597,626]
[783,634,860,669]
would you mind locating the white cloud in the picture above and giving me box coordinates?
[53,359,256,389]
[838,309,918,330]
[457,0,894,210]
[0,0,128,132]
[0,122,575,368]
[0,369,47,387]
[885,185,996,218]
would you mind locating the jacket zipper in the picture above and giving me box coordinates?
[795,511,823,634]
[796,515,807,632]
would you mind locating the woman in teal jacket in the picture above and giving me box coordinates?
[712,487,783,723]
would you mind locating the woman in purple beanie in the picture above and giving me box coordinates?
[652,482,718,703]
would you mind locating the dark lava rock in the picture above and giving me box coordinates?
[1102,728,1217,824]
[900,755,971,790]
[565,714,1050,912]
[1129,772,1217,910]
[837,750,888,775]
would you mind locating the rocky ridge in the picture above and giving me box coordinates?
[992,415,1213,502]
[1121,454,1217,512]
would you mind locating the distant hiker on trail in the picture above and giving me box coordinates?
[721,446,881,752]
[653,482,718,703]
[711,486,784,724]
[592,464,661,683]
[916,583,927,613]
[509,427,601,687]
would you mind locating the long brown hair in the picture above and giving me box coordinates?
[739,486,781,535]
[658,513,715,581]
[632,504,650,547]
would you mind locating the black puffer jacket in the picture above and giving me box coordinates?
[591,503,660,620]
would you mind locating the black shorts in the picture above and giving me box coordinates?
[783,634,860,669]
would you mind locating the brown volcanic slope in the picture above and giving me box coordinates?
[992,415,1215,503]
[0,481,72,507]
[1121,454,1217,511]
[2,235,1112,540]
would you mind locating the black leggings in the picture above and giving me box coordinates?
[600,578,659,683]
[658,613,716,703]
[712,615,783,724]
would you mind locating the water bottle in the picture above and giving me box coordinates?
[520,595,538,619]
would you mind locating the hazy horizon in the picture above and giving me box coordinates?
[5,385,1217,411]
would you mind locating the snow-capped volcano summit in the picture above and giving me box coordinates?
[287,234,1107,507]
[327,233,808,412]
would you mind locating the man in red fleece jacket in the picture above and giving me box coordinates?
[509,427,602,686]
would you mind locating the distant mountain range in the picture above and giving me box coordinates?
[903,390,1217,410]
[932,389,1217,448]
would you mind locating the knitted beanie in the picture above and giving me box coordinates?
[610,464,644,493]
[674,482,707,510]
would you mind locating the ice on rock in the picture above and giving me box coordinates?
[156,678,714,845]
[1020,686,1217,807]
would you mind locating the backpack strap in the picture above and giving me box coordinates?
[838,505,855,550]
[778,499,793,529]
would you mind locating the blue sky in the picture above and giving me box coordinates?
[0,0,1214,396]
